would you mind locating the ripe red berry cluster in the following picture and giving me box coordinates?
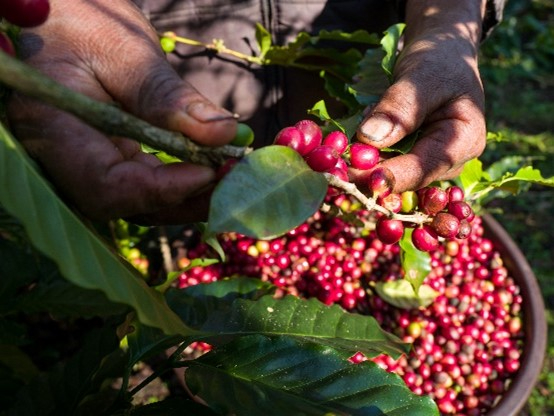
[273,119,381,187]
[376,185,476,250]
[273,119,476,251]
[176,194,523,415]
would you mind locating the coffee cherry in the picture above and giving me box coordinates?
[400,191,418,213]
[295,119,322,155]
[304,145,340,173]
[432,212,461,239]
[0,32,16,56]
[456,219,472,239]
[349,142,380,170]
[446,185,465,202]
[420,187,449,216]
[274,126,306,154]
[448,201,473,221]
[160,36,176,54]
[215,158,238,181]
[327,166,349,183]
[412,225,440,252]
[378,193,402,213]
[367,167,395,198]
[230,123,255,147]
[0,0,50,27]
[322,131,349,155]
[375,217,404,245]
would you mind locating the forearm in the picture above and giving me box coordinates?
[404,0,487,54]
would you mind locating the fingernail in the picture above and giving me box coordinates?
[360,113,394,142]
[187,101,239,122]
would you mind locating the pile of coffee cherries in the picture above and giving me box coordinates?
[272,120,476,252]
[0,0,51,56]
[176,193,524,415]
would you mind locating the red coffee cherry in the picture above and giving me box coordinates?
[322,131,349,155]
[349,142,380,170]
[274,126,307,155]
[304,145,340,172]
[420,187,449,216]
[295,119,323,155]
[432,212,461,239]
[412,225,440,252]
[367,167,395,198]
[376,217,404,245]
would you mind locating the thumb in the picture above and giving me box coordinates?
[71,1,239,146]
[356,80,426,149]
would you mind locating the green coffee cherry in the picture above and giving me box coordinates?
[230,123,255,147]
[160,37,176,54]
[401,190,418,213]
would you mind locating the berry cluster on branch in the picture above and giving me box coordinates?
[271,119,476,251]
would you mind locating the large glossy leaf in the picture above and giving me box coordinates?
[126,277,275,370]
[186,335,438,416]
[0,122,192,336]
[207,146,327,239]
[167,283,410,359]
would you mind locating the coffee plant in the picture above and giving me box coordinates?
[1,6,554,416]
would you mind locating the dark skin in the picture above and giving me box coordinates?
[7,0,488,224]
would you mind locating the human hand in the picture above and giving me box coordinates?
[7,0,237,224]
[353,0,487,194]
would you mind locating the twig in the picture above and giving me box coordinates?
[324,173,430,224]
[0,50,247,167]
[162,32,264,65]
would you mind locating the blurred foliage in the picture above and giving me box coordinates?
[479,1,554,414]
[480,0,554,132]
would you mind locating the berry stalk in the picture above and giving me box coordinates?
[324,172,429,225]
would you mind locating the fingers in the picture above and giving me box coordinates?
[21,0,237,146]
[356,79,427,149]
[351,97,486,193]
[10,106,217,223]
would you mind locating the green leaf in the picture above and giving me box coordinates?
[7,324,123,416]
[207,146,327,239]
[186,335,438,416]
[374,280,439,309]
[0,237,41,313]
[459,158,488,196]
[0,122,193,337]
[0,345,39,383]
[14,279,129,319]
[347,48,388,106]
[167,286,410,359]
[398,229,431,294]
[0,317,27,345]
[128,277,275,369]
[380,23,406,80]
[255,23,272,59]
[314,29,380,45]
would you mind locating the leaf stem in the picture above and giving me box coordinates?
[0,50,247,167]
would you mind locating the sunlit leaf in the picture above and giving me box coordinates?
[207,146,327,239]
[167,285,410,359]
[374,280,439,309]
[399,229,431,294]
[186,335,438,416]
